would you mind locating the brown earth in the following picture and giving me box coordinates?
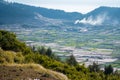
[0,64,68,80]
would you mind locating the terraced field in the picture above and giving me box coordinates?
[0,24,120,68]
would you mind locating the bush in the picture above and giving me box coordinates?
[25,53,41,63]
[0,49,15,63]
[0,30,32,55]
[24,53,89,80]
[104,65,113,75]
[0,48,25,64]
[14,52,24,63]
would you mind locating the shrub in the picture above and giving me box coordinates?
[0,30,32,55]
[0,48,25,64]
[25,53,44,63]
[14,52,24,63]
[0,48,15,63]
[104,65,113,75]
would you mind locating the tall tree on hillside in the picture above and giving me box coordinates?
[104,65,113,75]
[88,62,100,72]
[66,54,78,66]
[46,47,52,56]
[37,46,46,55]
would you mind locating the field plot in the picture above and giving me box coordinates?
[0,24,120,68]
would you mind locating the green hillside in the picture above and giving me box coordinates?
[0,30,120,80]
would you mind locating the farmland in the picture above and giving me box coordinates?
[1,24,120,68]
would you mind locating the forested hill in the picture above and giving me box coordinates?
[83,6,120,25]
[0,0,120,25]
[86,6,120,19]
[0,0,82,24]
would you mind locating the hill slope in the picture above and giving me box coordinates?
[0,0,82,24]
[0,26,120,80]
[76,6,120,25]
[0,0,120,26]
[0,63,68,80]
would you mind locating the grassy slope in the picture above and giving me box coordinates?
[0,63,69,80]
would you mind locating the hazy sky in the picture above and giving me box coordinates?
[6,0,120,13]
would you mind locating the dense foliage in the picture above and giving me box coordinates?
[0,30,120,80]
[104,65,113,75]
[66,54,78,66]
[0,30,32,54]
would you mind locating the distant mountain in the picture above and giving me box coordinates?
[75,6,120,25]
[0,0,83,24]
[0,0,120,26]
[86,6,120,19]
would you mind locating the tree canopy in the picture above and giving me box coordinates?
[0,30,32,54]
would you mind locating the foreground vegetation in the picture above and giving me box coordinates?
[0,63,68,80]
[0,30,120,80]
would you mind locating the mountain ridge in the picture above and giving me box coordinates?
[0,0,120,26]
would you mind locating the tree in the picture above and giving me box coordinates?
[66,54,78,66]
[104,65,113,75]
[0,30,32,54]
[46,47,52,57]
[37,46,46,55]
[50,53,61,61]
[88,62,100,72]
[31,45,36,52]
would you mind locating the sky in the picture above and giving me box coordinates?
[5,0,120,14]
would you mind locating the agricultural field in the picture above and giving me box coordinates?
[0,23,120,68]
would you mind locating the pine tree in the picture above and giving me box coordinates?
[37,46,46,55]
[46,47,52,56]
[66,54,78,66]
[104,65,113,75]
[88,62,100,72]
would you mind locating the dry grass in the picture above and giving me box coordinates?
[0,63,69,80]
